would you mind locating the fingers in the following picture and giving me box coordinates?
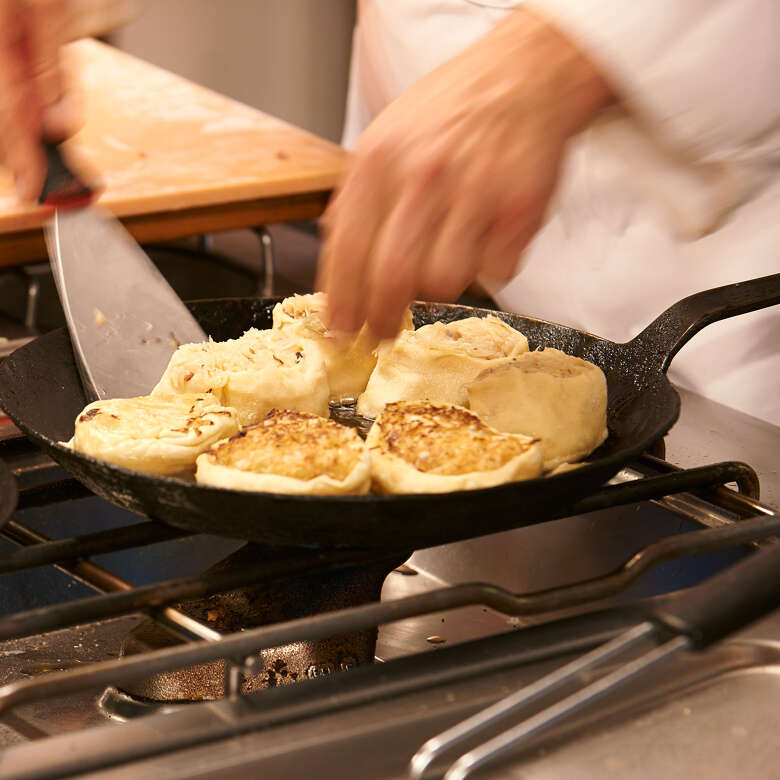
[0,0,45,200]
[0,0,71,202]
[362,152,448,338]
[478,208,543,283]
[26,0,71,139]
[418,193,484,304]
[320,143,393,335]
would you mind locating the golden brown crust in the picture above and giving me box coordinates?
[366,402,544,494]
[371,402,538,476]
[206,409,364,482]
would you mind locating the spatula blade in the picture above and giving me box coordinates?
[45,208,207,401]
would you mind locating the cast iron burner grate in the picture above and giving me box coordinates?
[0,437,777,778]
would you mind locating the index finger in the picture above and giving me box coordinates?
[320,145,391,335]
[0,0,45,199]
[26,0,70,139]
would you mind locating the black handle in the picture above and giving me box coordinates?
[651,542,780,649]
[628,274,780,374]
[38,141,94,208]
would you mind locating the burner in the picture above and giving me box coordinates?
[113,543,409,705]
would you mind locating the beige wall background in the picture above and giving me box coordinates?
[112,0,356,143]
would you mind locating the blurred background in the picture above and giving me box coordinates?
[112,0,356,144]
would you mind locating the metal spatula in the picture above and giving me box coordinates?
[40,142,206,401]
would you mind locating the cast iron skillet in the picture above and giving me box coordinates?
[0,275,777,549]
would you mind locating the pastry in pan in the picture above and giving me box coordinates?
[357,315,529,418]
[467,348,608,471]
[68,393,240,476]
[152,328,329,426]
[272,292,414,402]
[366,401,543,494]
[195,409,371,495]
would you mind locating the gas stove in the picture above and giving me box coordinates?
[0,386,776,779]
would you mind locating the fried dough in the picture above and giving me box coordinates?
[366,401,543,494]
[195,409,370,495]
[69,393,240,476]
[357,315,528,418]
[272,292,414,402]
[152,328,329,426]
[467,348,608,470]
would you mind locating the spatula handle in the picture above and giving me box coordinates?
[38,141,94,209]
[651,541,780,649]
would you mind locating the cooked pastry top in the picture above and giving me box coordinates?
[467,348,608,471]
[272,292,415,402]
[369,401,539,477]
[69,392,241,476]
[206,409,365,482]
[74,393,238,445]
[152,327,329,424]
[413,315,528,359]
[272,292,330,335]
[356,315,529,418]
[154,328,314,393]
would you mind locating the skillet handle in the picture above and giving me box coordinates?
[628,274,780,373]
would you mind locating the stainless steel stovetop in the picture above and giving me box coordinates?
[0,388,777,780]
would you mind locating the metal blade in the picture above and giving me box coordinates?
[45,208,207,401]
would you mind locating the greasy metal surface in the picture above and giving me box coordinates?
[0,616,143,747]
[6,609,780,780]
[1,274,777,549]
[0,483,773,720]
[117,544,403,701]
[0,543,410,642]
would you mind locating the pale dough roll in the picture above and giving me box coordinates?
[69,393,240,476]
[366,401,543,494]
[272,292,414,402]
[357,315,529,418]
[196,409,370,495]
[467,348,608,471]
[152,328,329,426]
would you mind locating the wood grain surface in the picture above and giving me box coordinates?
[0,39,349,264]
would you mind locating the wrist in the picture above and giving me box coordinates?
[493,7,614,140]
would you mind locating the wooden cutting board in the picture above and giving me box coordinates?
[0,38,350,264]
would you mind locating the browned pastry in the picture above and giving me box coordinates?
[366,401,543,493]
[196,409,370,495]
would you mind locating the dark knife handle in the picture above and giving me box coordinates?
[38,141,94,208]
[651,542,780,649]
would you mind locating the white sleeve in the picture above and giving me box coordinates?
[528,0,780,165]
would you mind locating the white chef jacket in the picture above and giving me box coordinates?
[342,0,780,426]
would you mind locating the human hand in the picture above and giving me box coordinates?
[319,7,613,338]
[0,0,74,202]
